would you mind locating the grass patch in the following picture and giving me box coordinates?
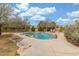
[0,34,18,56]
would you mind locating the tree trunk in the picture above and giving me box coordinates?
[0,24,2,36]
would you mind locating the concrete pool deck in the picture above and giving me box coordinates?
[14,32,79,56]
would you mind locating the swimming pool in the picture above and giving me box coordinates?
[23,32,56,40]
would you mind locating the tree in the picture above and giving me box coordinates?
[37,20,57,32]
[50,22,57,28]
[0,4,13,35]
[37,21,45,31]
[25,22,31,32]
[2,15,31,32]
[24,18,31,32]
[31,26,35,32]
[47,21,57,31]
[38,25,44,31]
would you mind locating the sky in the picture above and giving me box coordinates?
[10,3,79,26]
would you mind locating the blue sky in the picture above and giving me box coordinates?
[10,3,79,26]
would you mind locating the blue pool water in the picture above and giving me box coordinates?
[23,32,56,40]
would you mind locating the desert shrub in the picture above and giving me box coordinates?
[64,21,79,46]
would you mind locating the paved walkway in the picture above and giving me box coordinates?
[15,33,79,56]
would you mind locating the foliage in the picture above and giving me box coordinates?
[2,16,30,32]
[64,20,79,46]
[0,4,13,35]
[25,25,30,32]
[37,21,44,31]
[38,25,44,31]
[59,26,65,32]
[37,20,57,32]
[31,26,35,32]
[24,20,31,32]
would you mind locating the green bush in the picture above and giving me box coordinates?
[38,26,44,31]
[31,26,35,32]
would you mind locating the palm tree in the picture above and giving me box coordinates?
[0,4,13,35]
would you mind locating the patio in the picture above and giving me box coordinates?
[15,33,79,56]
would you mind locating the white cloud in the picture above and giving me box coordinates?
[67,10,79,17]
[56,17,70,22]
[13,3,29,16]
[37,7,56,15]
[31,15,46,21]
[16,5,56,21]
[16,3,29,10]
[19,7,56,17]
[20,12,31,16]
[56,17,79,26]
[56,17,70,25]
[19,7,40,17]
